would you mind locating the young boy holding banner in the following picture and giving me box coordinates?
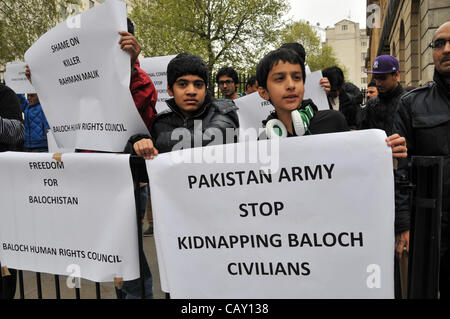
[127,52,239,158]
[256,48,407,157]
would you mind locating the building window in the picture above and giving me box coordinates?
[361,53,367,61]
[362,78,367,84]
[362,42,367,47]
[89,1,95,8]
[361,66,366,73]
[342,25,348,31]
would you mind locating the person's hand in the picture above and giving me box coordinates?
[25,65,32,84]
[395,230,410,260]
[319,77,331,94]
[118,31,141,69]
[386,134,407,158]
[133,138,159,160]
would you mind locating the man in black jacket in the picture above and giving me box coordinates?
[357,55,408,298]
[0,84,24,299]
[0,84,24,152]
[127,52,239,158]
[359,55,406,136]
[394,21,450,299]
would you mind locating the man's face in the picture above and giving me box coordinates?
[168,75,207,116]
[432,23,450,77]
[367,86,378,100]
[373,72,399,94]
[218,75,237,99]
[258,61,305,116]
[27,94,39,106]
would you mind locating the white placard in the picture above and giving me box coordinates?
[24,0,149,152]
[0,152,139,282]
[139,55,177,113]
[304,70,330,111]
[147,129,395,299]
[4,62,36,94]
[47,130,75,153]
[235,92,273,140]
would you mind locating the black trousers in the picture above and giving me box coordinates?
[440,250,450,299]
[0,268,17,299]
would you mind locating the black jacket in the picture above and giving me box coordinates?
[358,83,406,136]
[328,88,362,130]
[394,70,450,251]
[126,94,239,155]
[0,84,24,152]
[263,99,349,136]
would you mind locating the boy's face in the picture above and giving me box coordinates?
[168,74,207,115]
[258,61,305,114]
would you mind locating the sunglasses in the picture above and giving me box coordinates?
[429,38,450,50]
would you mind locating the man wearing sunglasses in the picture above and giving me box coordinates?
[394,21,450,299]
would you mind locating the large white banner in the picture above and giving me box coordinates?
[147,130,395,299]
[4,62,36,94]
[235,70,330,140]
[0,152,139,282]
[24,0,149,152]
[139,55,177,114]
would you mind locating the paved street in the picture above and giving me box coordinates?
[13,234,165,299]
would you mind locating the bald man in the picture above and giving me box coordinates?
[394,21,450,299]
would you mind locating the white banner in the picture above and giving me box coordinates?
[139,55,177,114]
[235,92,273,140]
[235,71,330,140]
[4,62,36,94]
[147,130,395,299]
[24,0,149,152]
[304,70,330,111]
[0,152,139,282]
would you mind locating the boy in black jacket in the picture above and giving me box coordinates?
[256,48,407,158]
[257,48,349,138]
[127,53,239,158]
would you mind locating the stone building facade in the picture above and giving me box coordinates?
[366,0,450,87]
[326,20,370,89]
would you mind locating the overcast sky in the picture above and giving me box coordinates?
[286,0,368,29]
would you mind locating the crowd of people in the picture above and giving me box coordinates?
[1,17,449,300]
